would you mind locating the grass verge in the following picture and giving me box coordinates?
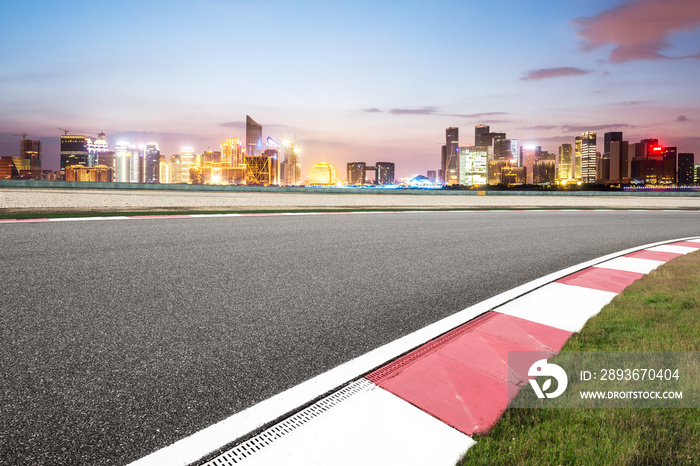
[459,250,700,465]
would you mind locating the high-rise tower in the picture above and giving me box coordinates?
[442,127,459,185]
[246,115,262,158]
[580,132,597,183]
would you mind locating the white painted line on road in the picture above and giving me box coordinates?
[127,235,700,466]
[594,256,665,274]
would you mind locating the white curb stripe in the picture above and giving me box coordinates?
[495,283,617,333]
[646,245,699,254]
[594,257,666,274]
[210,382,473,466]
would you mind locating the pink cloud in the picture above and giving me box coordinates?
[521,67,595,81]
[574,0,700,62]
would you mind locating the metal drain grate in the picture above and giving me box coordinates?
[202,378,374,465]
[366,311,499,384]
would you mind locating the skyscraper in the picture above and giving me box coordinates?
[557,143,573,182]
[179,147,195,183]
[347,162,366,185]
[580,132,597,183]
[603,132,623,182]
[459,146,488,185]
[20,137,41,171]
[678,153,694,185]
[246,115,262,158]
[87,133,109,168]
[376,162,395,185]
[60,135,88,178]
[442,127,459,185]
[474,125,489,146]
[144,143,161,183]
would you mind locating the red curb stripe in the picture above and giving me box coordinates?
[373,313,573,435]
[555,266,644,294]
[625,250,682,262]
[366,312,499,384]
[668,241,700,249]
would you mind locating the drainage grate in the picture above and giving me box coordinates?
[201,378,374,465]
[366,311,499,384]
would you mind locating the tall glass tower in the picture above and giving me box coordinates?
[246,115,262,158]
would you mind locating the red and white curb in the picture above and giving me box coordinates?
[123,236,700,466]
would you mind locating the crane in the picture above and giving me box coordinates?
[11,133,29,139]
[57,127,70,135]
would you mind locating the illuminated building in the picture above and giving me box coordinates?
[557,143,573,182]
[441,127,459,185]
[459,146,488,185]
[678,153,695,185]
[170,155,182,183]
[695,165,700,185]
[222,138,244,167]
[246,115,262,158]
[307,162,338,185]
[262,148,280,185]
[630,139,675,185]
[87,133,109,167]
[493,138,517,162]
[427,170,437,182]
[0,157,21,179]
[189,165,203,184]
[533,158,556,185]
[281,138,302,186]
[130,146,143,183]
[159,155,170,184]
[180,147,195,183]
[20,137,41,171]
[65,165,114,182]
[201,149,221,165]
[488,160,509,185]
[245,155,272,185]
[574,136,582,179]
[115,142,131,183]
[347,162,366,185]
[376,162,395,185]
[501,165,526,185]
[580,131,597,183]
[519,145,540,184]
[144,143,160,183]
[60,135,88,178]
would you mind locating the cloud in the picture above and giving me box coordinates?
[677,115,689,121]
[561,124,635,132]
[521,67,595,81]
[447,112,510,119]
[221,121,245,128]
[389,107,438,115]
[573,0,700,62]
[520,125,560,131]
[362,108,382,113]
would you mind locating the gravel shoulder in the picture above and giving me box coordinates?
[2,187,700,215]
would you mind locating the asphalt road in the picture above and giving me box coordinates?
[1,211,699,465]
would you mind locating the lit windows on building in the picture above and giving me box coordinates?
[459,146,488,186]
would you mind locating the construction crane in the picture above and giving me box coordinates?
[57,127,70,135]
[11,133,29,139]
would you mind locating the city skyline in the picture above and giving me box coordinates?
[1,0,699,177]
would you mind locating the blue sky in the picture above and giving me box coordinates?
[1,0,699,177]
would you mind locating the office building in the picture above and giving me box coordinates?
[246,115,262,158]
[427,170,437,182]
[442,127,459,185]
[609,140,630,184]
[347,162,366,185]
[459,146,488,185]
[520,145,540,184]
[144,143,160,183]
[678,153,695,185]
[65,165,113,182]
[376,162,395,185]
[179,147,195,183]
[602,132,623,182]
[580,131,597,183]
[60,135,88,178]
[557,143,573,182]
[87,133,109,167]
[20,138,41,171]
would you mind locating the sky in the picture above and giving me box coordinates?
[1,0,699,178]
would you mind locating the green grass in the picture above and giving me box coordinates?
[459,251,700,465]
